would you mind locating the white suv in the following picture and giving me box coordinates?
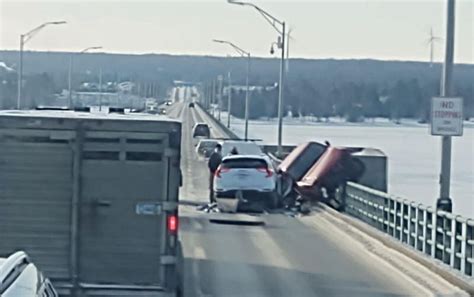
[0,251,58,297]
[213,155,278,211]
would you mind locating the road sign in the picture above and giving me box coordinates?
[431,97,463,136]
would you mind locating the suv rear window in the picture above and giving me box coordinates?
[222,158,267,169]
[194,125,210,135]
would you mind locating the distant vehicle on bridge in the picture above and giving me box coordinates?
[0,251,58,297]
[188,102,195,108]
[192,123,211,138]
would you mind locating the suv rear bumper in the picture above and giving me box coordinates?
[215,190,278,211]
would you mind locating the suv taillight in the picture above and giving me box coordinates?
[257,167,273,178]
[215,166,230,178]
[167,214,178,234]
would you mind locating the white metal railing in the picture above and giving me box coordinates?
[344,181,473,278]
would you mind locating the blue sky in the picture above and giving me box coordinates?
[0,0,472,63]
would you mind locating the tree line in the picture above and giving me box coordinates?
[0,50,472,120]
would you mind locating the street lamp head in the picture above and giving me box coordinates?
[212,39,226,44]
[277,36,283,49]
[50,21,67,25]
[227,0,246,5]
[81,46,103,53]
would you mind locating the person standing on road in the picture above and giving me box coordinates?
[208,143,222,203]
[229,147,239,155]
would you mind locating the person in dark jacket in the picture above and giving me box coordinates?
[229,147,239,155]
[207,143,222,202]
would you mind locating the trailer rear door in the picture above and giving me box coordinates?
[79,131,171,286]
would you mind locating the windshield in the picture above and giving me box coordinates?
[1,1,472,296]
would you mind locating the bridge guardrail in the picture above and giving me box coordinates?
[345,181,473,279]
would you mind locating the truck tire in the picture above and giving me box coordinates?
[175,241,184,297]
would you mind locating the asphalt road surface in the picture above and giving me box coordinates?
[167,96,466,297]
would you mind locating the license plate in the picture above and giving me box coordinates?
[136,202,162,215]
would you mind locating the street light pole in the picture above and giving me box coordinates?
[68,55,73,108]
[218,75,223,121]
[227,71,232,128]
[245,53,250,141]
[277,22,286,156]
[17,36,24,109]
[227,0,286,155]
[437,0,456,212]
[211,80,216,116]
[16,21,66,109]
[99,67,103,111]
[212,39,251,140]
[68,46,102,109]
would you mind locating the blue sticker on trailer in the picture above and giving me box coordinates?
[136,203,162,215]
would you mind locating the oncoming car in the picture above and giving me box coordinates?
[0,251,58,297]
[192,123,211,138]
[213,155,278,211]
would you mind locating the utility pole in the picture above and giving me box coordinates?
[211,80,216,117]
[277,22,286,157]
[437,0,456,212]
[98,68,103,111]
[227,71,232,128]
[218,75,223,121]
[244,53,250,141]
[17,36,24,109]
[68,55,73,108]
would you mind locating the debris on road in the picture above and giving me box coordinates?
[196,202,220,213]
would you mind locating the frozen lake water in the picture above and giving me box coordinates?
[224,115,473,217]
